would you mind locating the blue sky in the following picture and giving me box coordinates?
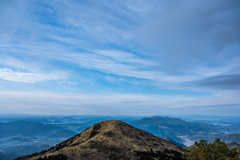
[0,0,240,115]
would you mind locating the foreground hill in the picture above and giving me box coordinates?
[16,120,186,160]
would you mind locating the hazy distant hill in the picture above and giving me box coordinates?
[218,134,240,144]
[0,121,63,138]
[227,123,240,133]
[47,130,76,138]
[0,152,18,160]
[131,116,226,144]
[227,142,240,149]
[21,119,51,124]
[0,120,93,160]
[16,120,186,160]
[0,145,51,160]
[5,145,51,157]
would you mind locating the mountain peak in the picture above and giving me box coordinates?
[16,120,186,160]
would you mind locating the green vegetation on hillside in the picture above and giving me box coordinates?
[185,138,239,160]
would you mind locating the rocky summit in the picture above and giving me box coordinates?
[16,120,186,160]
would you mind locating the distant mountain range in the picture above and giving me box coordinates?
[47,130,76,138]
[16,120,186,160]
[0,152,18,160]
[217,134,240,144]
[1,115,240,160]
[5,145,51,157]
[130,116,240,145]
[0,121,62,138]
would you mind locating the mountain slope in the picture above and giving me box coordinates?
[16,120,186,160]
[164,138,187,149]
[219,134,240,144]
[131,116,225,145]
[227,142,240,149]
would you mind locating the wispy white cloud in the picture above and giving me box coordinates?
[59,50,201,83]
[1,0,238,87]
[58,81,78,85]
[1,39,201,84]
[94,50,154,67]
[0,0,239,115]
[0,68,66,83]
[0,54,43,71]
[0,90,239,115]
[166,90,240,109]
[2,39,233,86]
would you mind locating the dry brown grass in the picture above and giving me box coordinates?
[23,120,186,160]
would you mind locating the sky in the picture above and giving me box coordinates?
[0,0,240,116]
